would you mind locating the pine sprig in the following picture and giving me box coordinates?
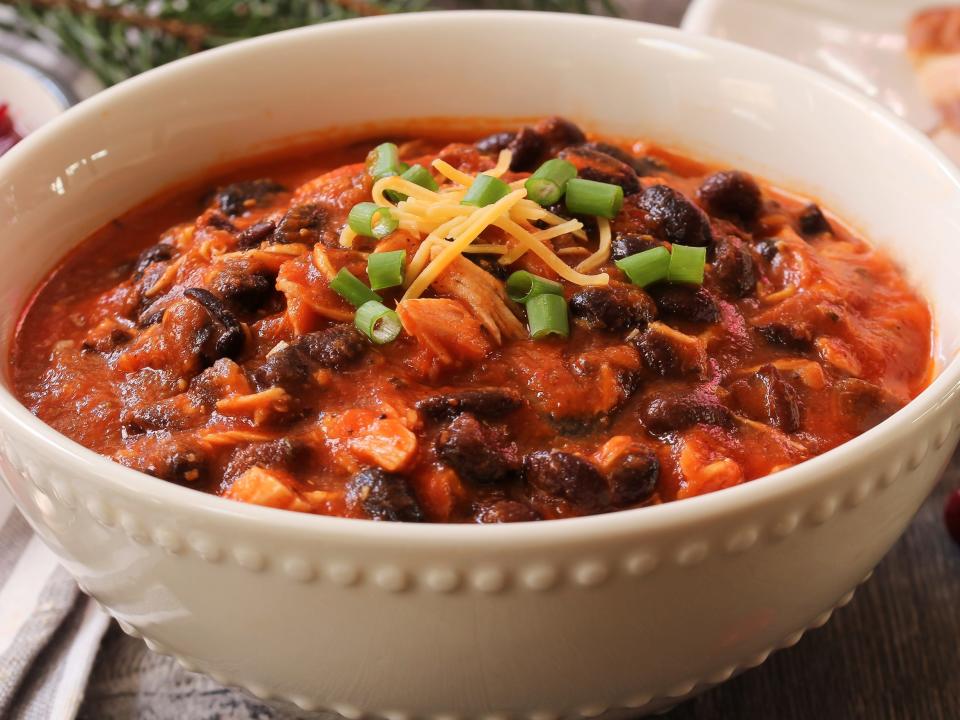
[1,0,617,87]
[0,0,427,85]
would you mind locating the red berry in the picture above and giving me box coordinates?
[0,103,21,156]
[946,489,960,545]
[0,104,13,135]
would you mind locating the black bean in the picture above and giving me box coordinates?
[205,212,237,232]
[638,184,713,247]
[635,330,680,377]
[121,403,174,435]
[475,131,516,155]
[532,116,587,154]
[436,414,520,485]
[140,442,208,485]
[633,326,699,377]
[611,233,662,261]
[608,450,659,507]
[296,325,367,370]
[236,220,277,249]
[81,325,133,353]
[580,142,643,172]
[507,126,546,171]
[254,326,365,391]
[836,379,901,433]
[712,238,756,298]
[755,238,779,262]
[214,179,285,216]
[224,439,307,484]
[569,285,657,332]
[467,254,511,280]
[559,145,640,195]
[756,322,813,351]
[272,203,328,245]
[346,467,424,522]
[254,344,313,392]
[137,305,165,329]
[697,171,762,226]
[166,448,209,484]
[640,392,733,434]
[212,268,274,314]
[648,285,719,323]
[183,287,245,360]
[475,499,540,523]
[635,156,669,176]
[757,365,801,432]
[132,243,173,280]
[798,203,832,236]
[523,450,607,509]
[417,388,523,422]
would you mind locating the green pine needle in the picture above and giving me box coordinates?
[0,0,617,87]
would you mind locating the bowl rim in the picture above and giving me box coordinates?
[2,10,959,545]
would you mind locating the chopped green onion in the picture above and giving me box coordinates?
[564,178,624,219]
[616,247,670,287]
[667,244,707,285]
[506,270,564,303]
[402,164,438,192]
[355,300,402,344]
[366,142,402,181]
[526,293,569,339]
[385,164,440,202]
[461,174,511,208]
[367,250,406,291]
[348,202,398,239]
[525,159,577,207]
[330,268,381,308]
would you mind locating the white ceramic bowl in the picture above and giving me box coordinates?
[1,12,959,719]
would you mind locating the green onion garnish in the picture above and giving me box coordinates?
[385,164,440,202]
[355,300,402,344]
[402,164,438,192]
[366,142,402,181]
[506,270,564,303]
[367,250,406,291]
[616,247,670,287]
[564,178,624,219]
[525,159,577,207]
[330,268,381,308]
[667,244,707,285]
[461,174,511,208]
[526,292,570,339]
[348,202,398,239]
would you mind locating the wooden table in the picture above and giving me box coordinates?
[668,466,960,720]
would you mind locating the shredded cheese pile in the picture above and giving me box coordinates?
[338,150,612,299]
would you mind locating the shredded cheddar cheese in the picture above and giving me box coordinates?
[340,149,611,298]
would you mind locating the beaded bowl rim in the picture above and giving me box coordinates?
[0,12,959,546]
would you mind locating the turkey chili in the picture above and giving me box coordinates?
[11,118,933,522]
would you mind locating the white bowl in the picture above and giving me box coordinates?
[1,12,959,718]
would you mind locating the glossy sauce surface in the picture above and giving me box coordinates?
[10,119,934,522]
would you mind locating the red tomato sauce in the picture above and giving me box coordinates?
[9,118,934,522]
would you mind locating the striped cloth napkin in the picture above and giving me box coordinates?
[0,488,109,719]
[0,487,323,720]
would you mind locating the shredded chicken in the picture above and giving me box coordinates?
[396,298,492,375]
[428,247,526,343]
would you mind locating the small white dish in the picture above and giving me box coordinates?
[0,52,73,132]
[682,0,959,160]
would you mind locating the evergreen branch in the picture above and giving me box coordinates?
[0,0,616,87]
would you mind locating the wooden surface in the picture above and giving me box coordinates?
[667,464,960,720]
